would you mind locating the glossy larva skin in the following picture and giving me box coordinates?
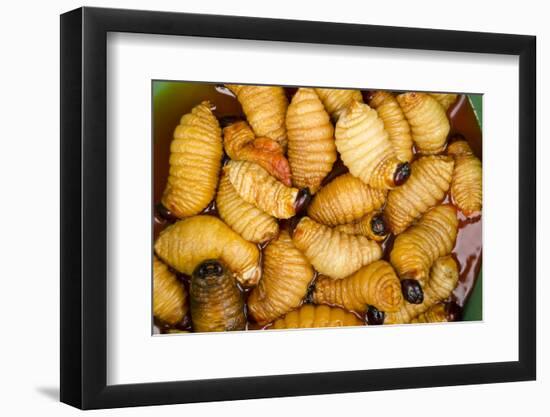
[153,256,188,326]
[412,303,449,323]
[271,305,363,329]
[216,173,279,244]
[390,205,458,285]
[312,260,403,313]
[397,92,450,154]
[248,231,314,325]
[429,93,459,111]
[226,160,299,219]
[161,101,222,218]
[315,88,363,121]
[190,260,246,332]
[335,101,404,189]
[286,88,337,194]
[292,217,382,280]
[223,120,255,160]
[307,173,387,226]
[154,215,261,287]
[368,91,413,162]
[334,211,389,242]
[226,84,288,148]
[384,156,455,234]
[223,121,291,186]
[385,256,459,324]
[447,141,483,215]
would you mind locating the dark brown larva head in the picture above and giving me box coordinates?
[287,216,303,239]
[304,283,315,304]
[370,213,388,237]
[293,187,312,215]
[193,259,225,280]
[155,202,179,223]
[401,279,424,304]
[445,301,463,322]
[366,305,385,325]
[363,90,375,103]
[393,162,411,186]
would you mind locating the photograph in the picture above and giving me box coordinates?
[0,0,545,413]
[152,81,483,334]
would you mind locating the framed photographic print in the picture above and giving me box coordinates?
[60,6,536,410]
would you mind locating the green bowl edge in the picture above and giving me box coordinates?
[462,94,483,321]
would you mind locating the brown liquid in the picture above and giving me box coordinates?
[153,84,482,332]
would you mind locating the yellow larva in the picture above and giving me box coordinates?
[161,101,222,218]
[307,173,386,226]
[291,216,382,279]
[225,84,288,148]
[397,92,450,154]
[286,88,337,193]
[384,155,455,234]
[447,140,482,215]
[271,305,363,329]
[153,256,188,326]
[154,215,261,287]
[412,303,454,323]
[334,211,389,242]
[315,88,364,121]
[223,121,291,186]
[367,90,413,162]
[335,101,409,189]
[226,160,299,219]
[312,260,403,313]
[390,205,458,284]
[248,231,315,325]
[216,172,279,243]
[190,260,246,332]
[429,93,459,111]
[385,256,459,324]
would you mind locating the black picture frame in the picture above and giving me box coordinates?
[60,6,536,410]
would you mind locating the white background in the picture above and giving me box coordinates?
[108,33,518,384]
[0,0,546,415]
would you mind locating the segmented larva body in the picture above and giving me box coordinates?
[334,211,389,242]
[286,88,337,193]
[429,93,459,111]
[153,256,188,326]
[390,205,458,284]
[223,121,291,186]
[271,305,363,329]
[248,231,315,325]
[216,172,279,243]
[291,217,383,279]
[223,120,255,159]
[226,160,299,219]
[368,91,413,162]
[384,156,455,234]
[335,101,406,189]
[313,260,403,313]
[190,260,246,332]
[226,84,288,148]
[397,92,450,154]
[385,256,459,324]
[307,173,387,226]
[161,101,222,218]
[447,140,482,215]
[412,303,450,323]
[315,88,364,121]
[154,215,261,287]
